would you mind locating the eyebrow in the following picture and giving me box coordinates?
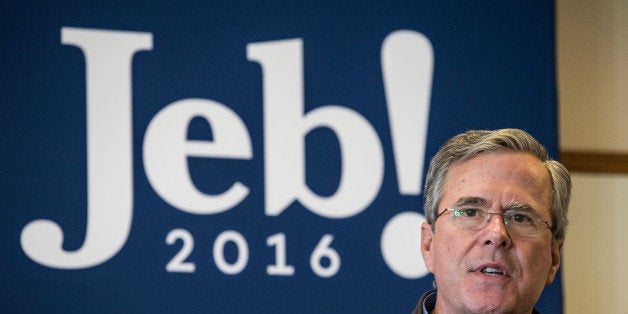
[453,197,488,207]
[505,202,541,216]
[453,198,542,216]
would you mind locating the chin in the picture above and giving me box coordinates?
[466,301,518,314]
[462,293,521,314]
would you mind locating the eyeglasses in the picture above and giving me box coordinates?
[435,206,552,237]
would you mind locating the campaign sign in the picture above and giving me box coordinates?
[1,1,562,313]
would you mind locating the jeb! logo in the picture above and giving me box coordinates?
[21,27,433,278]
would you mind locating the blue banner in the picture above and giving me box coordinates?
[2,1,561,313]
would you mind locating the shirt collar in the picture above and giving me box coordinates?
[422,290,437,314]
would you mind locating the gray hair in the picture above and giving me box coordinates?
[423,129,571,240]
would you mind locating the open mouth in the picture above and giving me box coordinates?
[480,267,506,276]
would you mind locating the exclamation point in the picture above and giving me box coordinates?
[381,29,433,195]
[380,30,433,279]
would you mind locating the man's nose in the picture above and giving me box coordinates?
[482,213,512,248]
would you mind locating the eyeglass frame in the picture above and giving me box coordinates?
[434,206,553,238]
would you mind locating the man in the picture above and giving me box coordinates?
[413,129,571,314]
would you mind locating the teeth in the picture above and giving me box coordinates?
[481,267,503,275]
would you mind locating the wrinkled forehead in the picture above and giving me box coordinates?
[442,152,552,213]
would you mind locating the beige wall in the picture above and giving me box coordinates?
[558,0,628,151]
[557,1,628,313]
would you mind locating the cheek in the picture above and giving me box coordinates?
[432,232,466,271]
[515,243,554,282]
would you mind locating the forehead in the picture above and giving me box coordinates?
[442,152,552,213]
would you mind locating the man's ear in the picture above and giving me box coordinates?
[546,238,563,285]
[421,222,435,272]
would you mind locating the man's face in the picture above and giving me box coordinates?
[421,152,563,313]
